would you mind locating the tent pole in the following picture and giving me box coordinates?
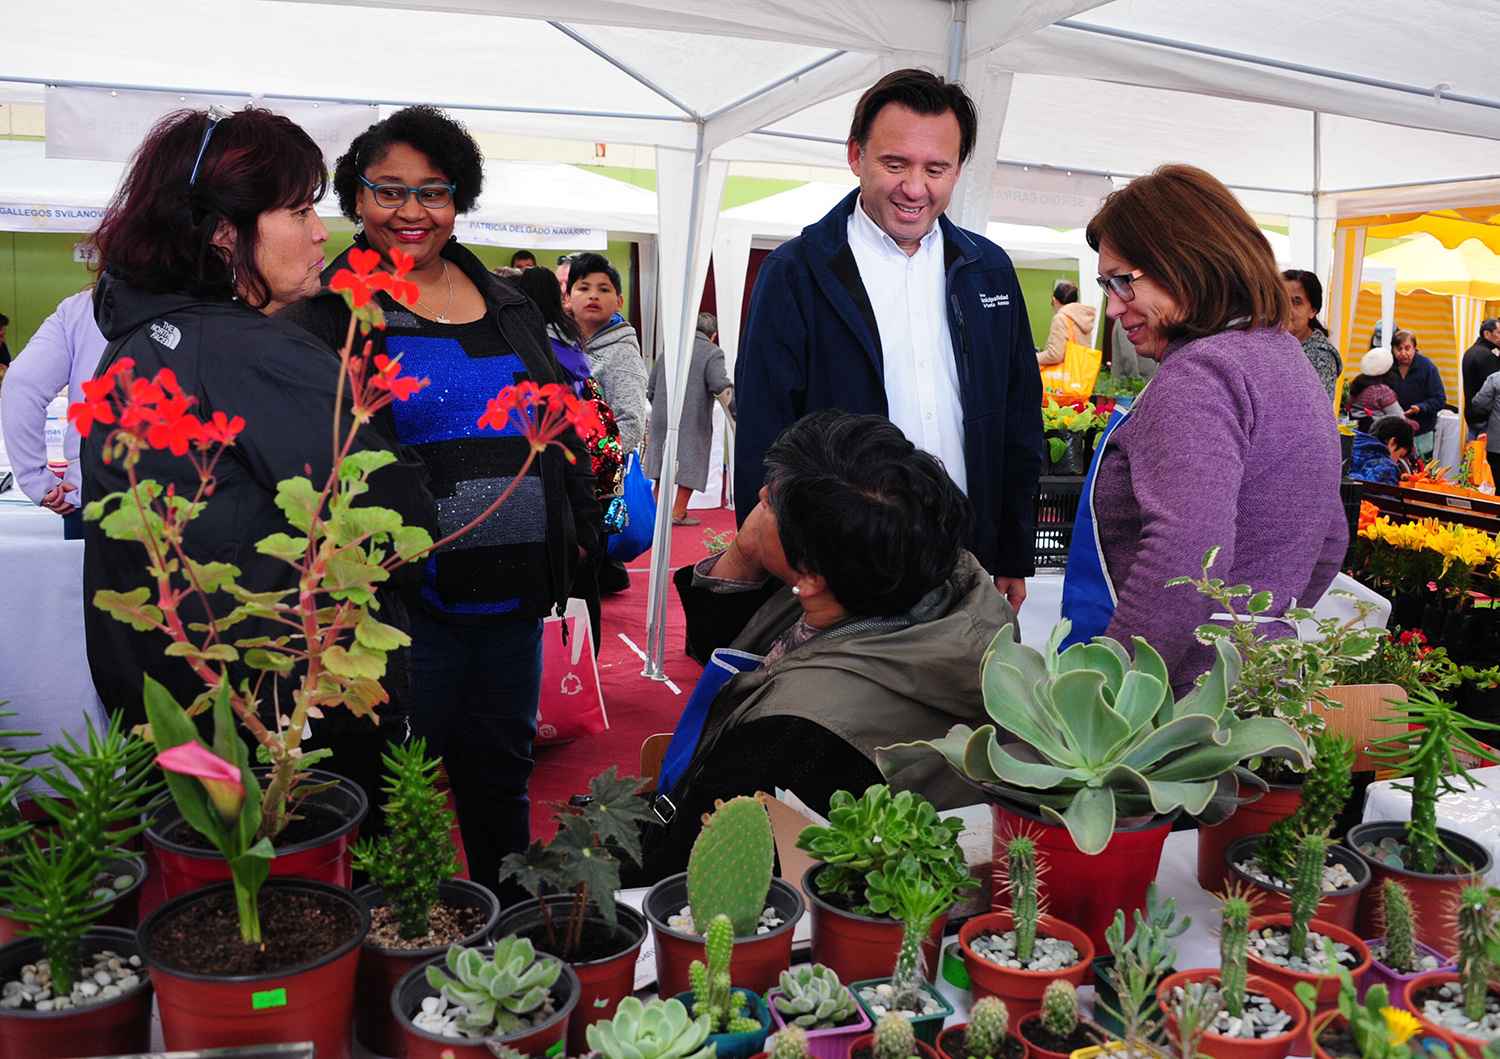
[1312,111,1323,274]
[946,1,969,82]
[546,22,699,118]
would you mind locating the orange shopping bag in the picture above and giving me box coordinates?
[1040,316,1101,401]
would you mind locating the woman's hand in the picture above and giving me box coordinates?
[712,502,772,584]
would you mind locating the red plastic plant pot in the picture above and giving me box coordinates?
[1347,822,1493,955]
[1156,967,1306,1059]
[1224,836,1371,932]
[1244,914,1373,1056]
[936,1022,1031,1059]
[847,1031,941,1059]
[768,986,872,1059]
[139,768,367,922]
[1196,785,1303,893]
[392,947,580,1059]
[1405,970,1500,1056]
[1013,1013,1105,1059]
[957,911,1094,1024]
[803,864,947,986]
[1311,1009,1459,1059]
[354,879,501,1059]
[493,893,648,1057]
[139,879,370,1059]
[990,801,1172,958]
[0,926,153,1059]
[642,872,804,997]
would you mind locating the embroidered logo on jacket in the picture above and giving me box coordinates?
[149,321,182,349]
[979,293,1011,309]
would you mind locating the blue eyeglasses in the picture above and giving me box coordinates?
[358,174,457,210]
[188,105,233,190]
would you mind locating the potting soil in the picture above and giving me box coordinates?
[147,889,361,975]
[366,900,487,950]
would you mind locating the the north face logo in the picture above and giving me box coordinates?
[149,320,182,349]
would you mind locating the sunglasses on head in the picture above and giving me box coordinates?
[188,105,233,190]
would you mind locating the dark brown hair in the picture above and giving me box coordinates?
[92,108,326,310]
[1281,268,1329,335]
[848,68,977,164]
[1086,164,1288,342]
[1053,281,1079,305]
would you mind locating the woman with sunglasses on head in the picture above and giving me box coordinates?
[1060,164,1346,695]
[82,107,436,824]
[281,105,601,900]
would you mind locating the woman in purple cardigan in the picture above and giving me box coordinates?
[1061,165,1347,695]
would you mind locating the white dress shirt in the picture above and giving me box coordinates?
[846,196,968,493]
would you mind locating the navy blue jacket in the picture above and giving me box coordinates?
[733,191,1044,578]
[1389,352,1447,435]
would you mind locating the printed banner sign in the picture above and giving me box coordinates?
[0,202,108,233]
[989,163,1114,228]
[452,218,607,250]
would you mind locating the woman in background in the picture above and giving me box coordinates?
[1282,269,1342,402]
[1039,280,1097,367]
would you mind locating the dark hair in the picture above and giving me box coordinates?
[515,266,578,344]
[1392,328,1418,352]
[848,68,978,164]
[1281,268,1329,335]
[567,252,621,293]
[763,411,971,617]
[510,250,536,267]
[91,108,326,309]
[0,313,8,327]
[1483,317,1500,337]
[333,105,482,221]
[1086,164,1289,343]
[1053,281,1079,305]
[1371,415,1415,452]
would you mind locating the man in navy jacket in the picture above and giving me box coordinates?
[734,69,1042,609]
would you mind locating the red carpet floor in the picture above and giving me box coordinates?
[528,506,736,840]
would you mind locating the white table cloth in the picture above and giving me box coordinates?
[1433,408,1462,474]
[1363,764,1500,885]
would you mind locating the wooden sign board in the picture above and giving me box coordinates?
[1316,683,1408,773]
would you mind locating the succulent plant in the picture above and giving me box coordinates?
[878,621,1310,854]
[1380,878,1418,974]
[1003,834,1040,963]
[586,996,715,1059]
[688,913,759,1034]
[1295,939,1424,1059]
[872,1013,917,1059]
[964,996,1010,1059]
[1288,832,1330,957]
[688,796,773,937]
[1041,979,1079,1038]
[1219,884,1254,1020]
[1257,731,1355,881]
[1455,884,1500,1023]
[1100,882,1188,1048]
[773,964,857,1029]
[770,1026,812,1059]
[424,938,563,1035]
[1168,980,1222,1059]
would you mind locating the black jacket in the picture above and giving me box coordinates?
[1463,338,1500,428]
[280,236,601,620]
[1388,352,1448,436]
[82,270,437,729]
[733,190,1044,577]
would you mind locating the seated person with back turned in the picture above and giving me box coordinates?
[634,410,1016,881]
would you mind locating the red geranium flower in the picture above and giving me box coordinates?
[369,353,428,402]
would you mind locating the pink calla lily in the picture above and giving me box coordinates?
[156,743,244,826]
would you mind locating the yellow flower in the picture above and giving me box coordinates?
[1381,1006,1420,1046]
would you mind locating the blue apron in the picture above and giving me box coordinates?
[1059,404,1131,650]
[656,649,764,800]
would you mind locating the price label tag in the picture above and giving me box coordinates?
[251,987,288,1010]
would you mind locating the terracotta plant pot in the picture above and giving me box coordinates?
[848,1031,941,1059]
[495,893,647,1056]
[768,985,871,1059]
[957,911,1094,1023]
[803,864,947,984]
[849,977,954,1046]
[1225,835,1372,932]
[140,768,368,921]
[1196,784,1303,892]
[1310,1009,1458,1058]
[396,947,579,1059]
[642,872,804,997]
[675,988,772,1059]
[0,926,154,1059]
[1359,937,1455,1010]
[936,1021,1031,1059]
[140,878,369,1059]
[1244,914,1373,1055]
[1015,1013,1102,1059]
[1156,967,1307,1059]
[0,853,147,945]
[1347,822,1493,954]
[991,801,1171,957]
[353,879,500,1058]
[1404,970,1500,1056]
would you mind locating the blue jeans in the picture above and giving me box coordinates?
[408,610,543,900]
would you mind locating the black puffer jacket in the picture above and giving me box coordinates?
[83,270,438,730]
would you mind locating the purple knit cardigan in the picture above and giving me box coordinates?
[1093,326,1348,694]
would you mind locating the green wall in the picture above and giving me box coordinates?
[1016,266,1079,350]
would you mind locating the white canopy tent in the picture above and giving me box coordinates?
[6,0,1500,675]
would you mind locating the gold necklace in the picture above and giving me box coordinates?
[415,259,454,324]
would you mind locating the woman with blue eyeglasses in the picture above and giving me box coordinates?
[281,105,601,901]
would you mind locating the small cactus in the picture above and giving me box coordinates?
[1380,878,1418,974]
[1257,732,1354,880]
[688,796,774,937]
[1456,884,1500,1023]
[770,1026,812,1059]
[1288,832,1329,957]
[688,914,759,1034]
[872,1013,917,1059]
[963,996,1010,1059]
[1040,979,1078,1039]
[1219,886,1252,1020]
[1006,835,1039,964]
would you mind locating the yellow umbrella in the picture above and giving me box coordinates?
[1361,232,1500,300]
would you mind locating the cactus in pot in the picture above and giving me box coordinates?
[873,1013,917,1059]
[963,997,1010,1059]
[1381,878,1419,973]
[689,913,759,1034]
[773,964,858,1029]
[688,795,774,936]
[877,621,1310,855]
[771,1026,813,1059]
[1219,883,1254,1020]
[1257,731,1355,881]
[1288,831,1331,957]
[1455,883,1500,1023]
[867,850,972,1012]
[1040,979,1078,1039]
[1003,834,1040,963]
[586,996,715,1059]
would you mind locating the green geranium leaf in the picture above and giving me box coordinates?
[187,560,241,593]
[355,613,410,651]
[339,450,398,479]
[274,477,322,533]
[93,588,163,632]
[256,533,307,563]
[322,644,385,680]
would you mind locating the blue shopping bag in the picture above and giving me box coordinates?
[606,453,656,562]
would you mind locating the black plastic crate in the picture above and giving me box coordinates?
[1035,475,1084,569]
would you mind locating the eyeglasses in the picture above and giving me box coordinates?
[358,175,456,210]
[188,105,233,190]
[1097,269,1146,302]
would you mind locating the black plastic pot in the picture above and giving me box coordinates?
[1045,430,1089,476]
